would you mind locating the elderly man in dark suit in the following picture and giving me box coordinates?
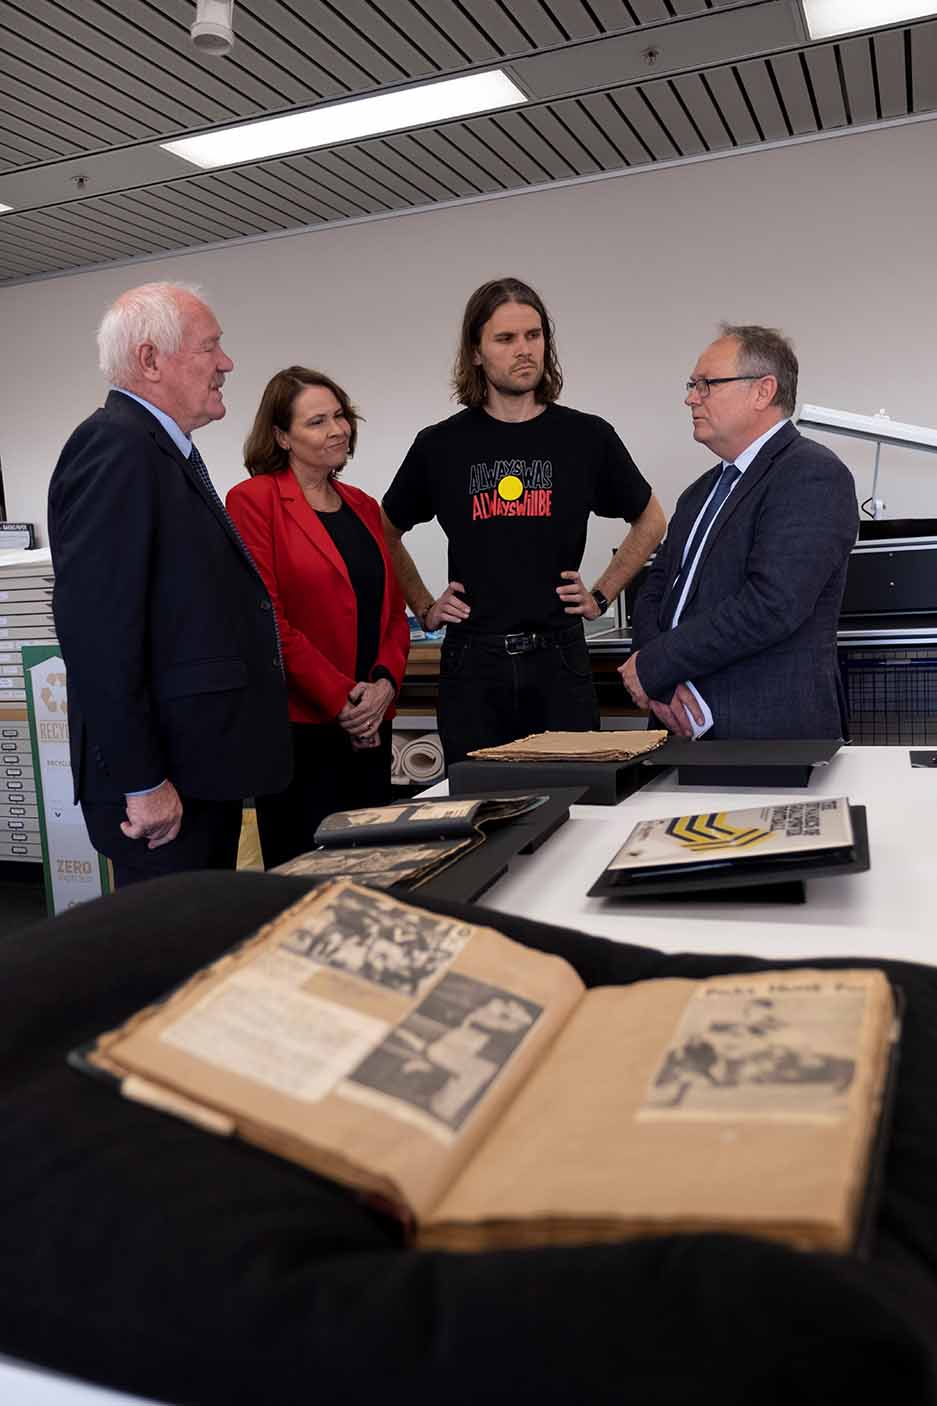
[622,324,858,740]
[48,282,291,886]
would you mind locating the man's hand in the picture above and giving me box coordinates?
[618,651,649,708]
[647,684,704,738]
[647,698,683,734]
[121,779,183,849]
[424,582,470,631]
[557,570,602,619]
[338,679,395,739]
[670,682,705,736]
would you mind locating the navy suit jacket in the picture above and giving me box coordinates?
[631,422,858,739]
[48,391,292,803]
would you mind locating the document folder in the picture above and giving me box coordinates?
[588,805,868,904]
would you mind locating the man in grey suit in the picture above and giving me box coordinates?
[621,324,857,739]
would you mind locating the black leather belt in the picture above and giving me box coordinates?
[463,625,582,656]
[504,631,550,655]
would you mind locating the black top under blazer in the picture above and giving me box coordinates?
[632,422,858,739]
[48,390,291,803]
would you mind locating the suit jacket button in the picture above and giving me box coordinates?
[260,599,271,610]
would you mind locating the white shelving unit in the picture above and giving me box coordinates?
[0,547,55,867]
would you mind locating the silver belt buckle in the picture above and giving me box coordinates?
[504,632,531,655]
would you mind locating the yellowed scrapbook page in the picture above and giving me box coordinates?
[313,795,546,847]
[81,885,895,1255]
[423,968,895,1253]
[87,881,583,1224]
[273,839,471,889]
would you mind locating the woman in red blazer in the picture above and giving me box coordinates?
[227,366,409,868]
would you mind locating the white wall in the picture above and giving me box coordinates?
[2,116,936,591]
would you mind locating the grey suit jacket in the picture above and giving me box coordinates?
[631,422,858,739]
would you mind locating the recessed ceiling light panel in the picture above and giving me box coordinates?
[802,1,937,40]
[162,70,527,171]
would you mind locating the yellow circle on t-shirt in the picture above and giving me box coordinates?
[497,474,523,501]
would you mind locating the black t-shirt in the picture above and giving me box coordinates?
[382,404,652,633]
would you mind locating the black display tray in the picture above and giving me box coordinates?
[652,739,842,788]
[448,754,662,806]
[399,787,586,904]
[587,805,869,904]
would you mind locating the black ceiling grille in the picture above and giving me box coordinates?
[3,8,937,284]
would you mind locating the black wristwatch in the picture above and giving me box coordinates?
[591,588,610,617]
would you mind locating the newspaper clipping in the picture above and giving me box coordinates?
[347,972,543,1135]
[278,884,471,996]
[157,887,479,1103]
[640,978,864,1120]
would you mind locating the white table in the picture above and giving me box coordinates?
[429,746,932,966]
[0,1358,160,1405]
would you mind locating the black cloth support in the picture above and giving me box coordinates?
[1,872,936,1405]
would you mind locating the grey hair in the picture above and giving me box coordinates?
[719,322,798,417]
[97,281,204,386]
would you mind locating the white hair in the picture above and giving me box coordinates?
[97,281,204,386]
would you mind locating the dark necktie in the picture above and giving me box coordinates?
[666,462,740,628]
[189,442,234,522]
[189,442,283,670]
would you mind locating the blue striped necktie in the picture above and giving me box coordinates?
[666,462,740,627]
[188,442,283,670]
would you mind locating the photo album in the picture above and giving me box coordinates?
[273,794,547,890]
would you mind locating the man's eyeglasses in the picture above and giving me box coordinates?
[685,374,766,399]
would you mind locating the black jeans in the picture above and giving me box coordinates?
[437,623,599,768]
[255,719,393,870]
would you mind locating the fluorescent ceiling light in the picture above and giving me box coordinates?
[802,1,937,40]
[162,70,527,170]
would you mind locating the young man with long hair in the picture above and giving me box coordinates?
[382,276,665,766]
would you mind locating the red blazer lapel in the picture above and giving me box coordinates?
[276,470,352,588]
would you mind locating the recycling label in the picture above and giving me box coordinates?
[23,646,110,913]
